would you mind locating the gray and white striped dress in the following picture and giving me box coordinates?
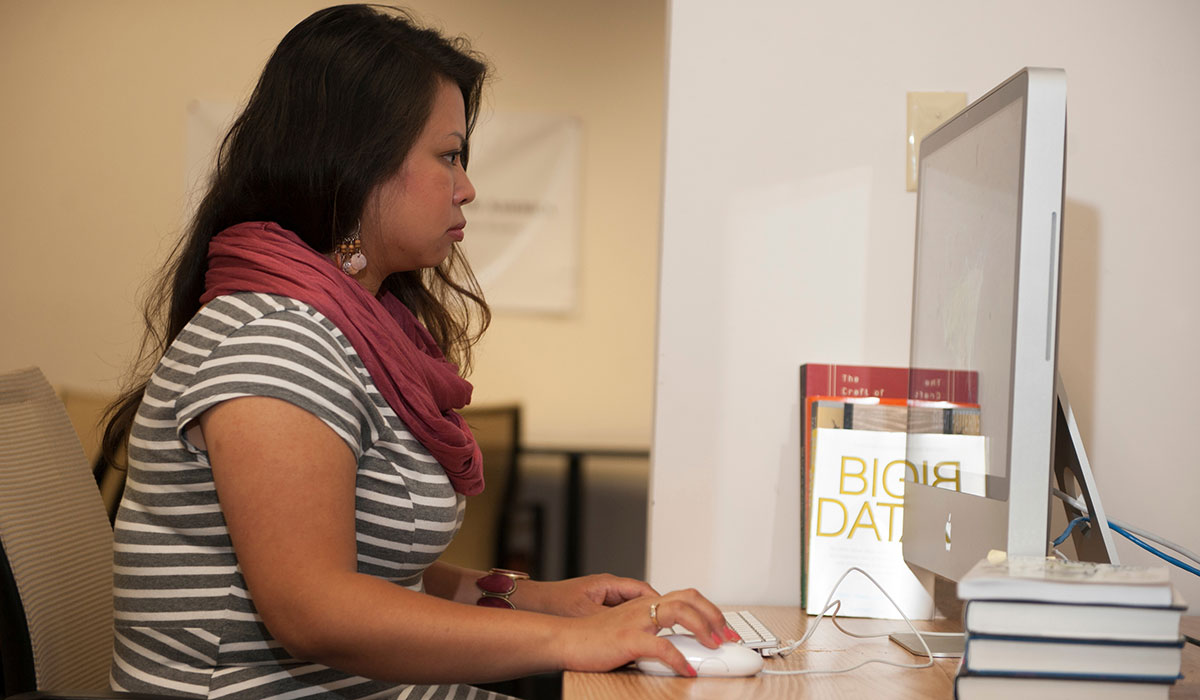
[111,292,509,700]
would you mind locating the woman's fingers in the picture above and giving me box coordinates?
[649,634,697,677]
[602,576,657,604]
[651,589,734,648]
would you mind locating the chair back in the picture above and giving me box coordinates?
[58,388,126,523]
[0,367,114,695]
[439,404,523,572]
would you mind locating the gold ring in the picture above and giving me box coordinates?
[649,602,661,629]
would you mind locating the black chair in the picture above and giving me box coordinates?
[0,367,171,700]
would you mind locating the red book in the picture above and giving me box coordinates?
[801,363,978,403]
[798,363,979,607]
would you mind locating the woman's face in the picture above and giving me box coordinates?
[355,78,476,293]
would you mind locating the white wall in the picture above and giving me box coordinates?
[650,0,1200,610]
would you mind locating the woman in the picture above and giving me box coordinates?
[102,5,735,699]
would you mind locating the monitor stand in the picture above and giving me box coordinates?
[1051,373,1120,564]
[890,374,1117,657]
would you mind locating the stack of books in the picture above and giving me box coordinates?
[955,555,1186,699]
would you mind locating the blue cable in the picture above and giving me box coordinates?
[1052,515,1200,578]
[1052,516,1090,547]
[1109,522,1200,578]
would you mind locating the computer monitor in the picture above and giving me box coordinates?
[900,68,1116,603]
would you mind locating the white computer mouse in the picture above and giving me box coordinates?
[635,634,765,677]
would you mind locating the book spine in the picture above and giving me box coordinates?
[799,367,809,608]
[959,669,1184,684]
[961,633,1185,683]
[966,632,1185,649]
[963,598,1185,642]
[956,669,1183,689]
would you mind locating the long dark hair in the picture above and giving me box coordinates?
[102,4,491,466]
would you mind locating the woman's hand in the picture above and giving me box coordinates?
[512,573,657,617]
[554,588,741,677]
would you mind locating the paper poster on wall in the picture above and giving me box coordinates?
[185,103,581,313]
[463,112,581,313]
[184,100,237,225]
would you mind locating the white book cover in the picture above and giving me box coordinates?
[805,428,985,618]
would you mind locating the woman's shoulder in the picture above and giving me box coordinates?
[169,292,360,374]
[199,291,329,325]
[160,293,381,441]
[191,292,347,343]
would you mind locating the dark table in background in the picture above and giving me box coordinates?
[519,446,650,579]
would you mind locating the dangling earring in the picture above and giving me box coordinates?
[336,225,368,276]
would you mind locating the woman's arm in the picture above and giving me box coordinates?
[421,561,488,605]
[200,396,730,683]
[423,560,660,617]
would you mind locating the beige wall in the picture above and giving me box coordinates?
[0,0,666,449]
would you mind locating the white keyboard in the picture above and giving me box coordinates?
[723,610,780,653]
[667,609,781,655]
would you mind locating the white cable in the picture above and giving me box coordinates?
[1052,487,1200,567]
[761,566,938,676]
[831,609,961,641]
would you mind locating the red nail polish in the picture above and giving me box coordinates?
[724,626,742,642]
[711,632,722,646]
[685,663,698,677]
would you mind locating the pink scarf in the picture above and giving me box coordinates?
[200,221,484,496]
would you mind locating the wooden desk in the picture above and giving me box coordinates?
[565,607,1200,699]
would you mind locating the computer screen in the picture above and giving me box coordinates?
[902,68,1068,584]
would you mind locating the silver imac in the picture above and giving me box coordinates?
[892,65,1070,657]
[892,66,1068,657]
[895,67,1120,658]
[902,67,1067,584]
